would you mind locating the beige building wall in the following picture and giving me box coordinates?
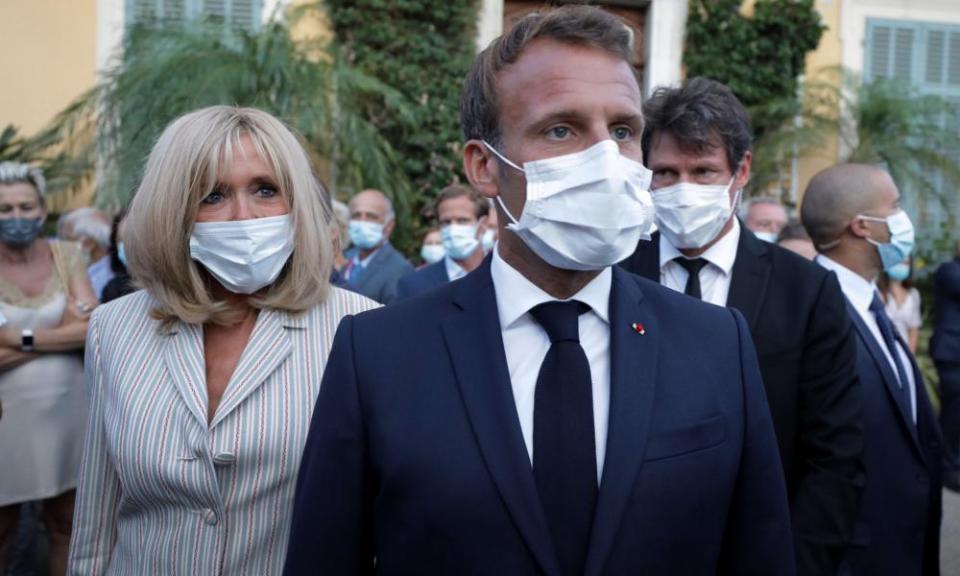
[795,0,844,204]
[1,0,98,136]
[1,0,98,210]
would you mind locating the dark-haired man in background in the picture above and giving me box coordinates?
[620,77,864,576]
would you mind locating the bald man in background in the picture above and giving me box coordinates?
[341,189,413,304]
[802,164,943,576]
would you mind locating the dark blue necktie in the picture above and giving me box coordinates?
[869,293,914,419]
[530,301,597,576]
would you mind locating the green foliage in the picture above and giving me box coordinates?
[684,0,825,197]
[324,0,479,253]
[36,18,412,209]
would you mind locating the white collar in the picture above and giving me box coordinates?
[444,255,467,281]
[659,218,741,275]
[490,246,612,330]
[816,254,878,313]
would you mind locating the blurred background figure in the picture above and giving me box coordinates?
[777,218,818,260]
[481,198,498,253]
[100,209,134,304]
[932,242,960,491]
[419,227,444,267]
[396,184,487,301]
[57,208,114,301]
[742,196,788,243]
[879,257,921,353]
[330,199,350,273]
[340,189,412,304]
[0,162,97,576]
[67,106,376,576]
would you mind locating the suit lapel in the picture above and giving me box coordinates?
[209,308,297,429]
[846,302,924,457]
[726,227,771,331]
[163,321,210,429]
[441,260,561,576]
[584,268,659,576]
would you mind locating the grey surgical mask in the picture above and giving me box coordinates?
[0,218,43,248]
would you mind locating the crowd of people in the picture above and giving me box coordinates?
[0,4,959,576]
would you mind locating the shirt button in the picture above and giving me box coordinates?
[213,452,236,466]
[202,509,218,526]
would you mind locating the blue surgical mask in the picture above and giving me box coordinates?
[441,223,480,261]
[117,241,128,267]
[754,231,779,244]
[0,217,43,248]
[886,262,910,282]
[348,220,384,251]
[420,244,445,265]
[858,211,915,272]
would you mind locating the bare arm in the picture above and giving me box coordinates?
[0,271,97,353]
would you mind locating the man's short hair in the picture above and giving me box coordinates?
[641,77,752,173]
[778,218,810,242]
[434,184,488,220]
[460,5,635,146]
[739,196,786,221]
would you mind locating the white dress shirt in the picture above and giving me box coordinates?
[444,255,468,282]
[490,248,611,482]
[659,219,741,306]
[817,255,917,422]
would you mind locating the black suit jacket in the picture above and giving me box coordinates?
[284,260,795,575]
[931,257,960,363]
[620,228,865,576]
[843,302,942,576]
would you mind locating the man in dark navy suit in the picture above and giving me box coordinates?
[803,164,942,576]
[284,6,794,575]
[619,78,864,576]
[932,244,960,490]
[396,184,489,301]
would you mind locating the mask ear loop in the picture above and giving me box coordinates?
[481,141,524,226]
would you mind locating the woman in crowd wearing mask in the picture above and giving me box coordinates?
[419,227,445,268]
[101,208,134,303]
[0,162,96,575]
[67,106,377,576]
[881,256,922,353]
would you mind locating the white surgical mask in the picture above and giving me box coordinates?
[481,229,496,253]
[652,177,739,250]
[420,244,445,264]
[189,214,294,295]
[441,223,480,261]
[348,220,384,250]
[484,139,656,271]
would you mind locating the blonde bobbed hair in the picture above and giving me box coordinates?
[125,106,334,327]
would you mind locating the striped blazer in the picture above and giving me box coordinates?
[67,287,378,576]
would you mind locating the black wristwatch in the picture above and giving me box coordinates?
[21,329,34,352]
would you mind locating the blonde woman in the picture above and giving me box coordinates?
[0,162,96,575]
[67,106,377,575]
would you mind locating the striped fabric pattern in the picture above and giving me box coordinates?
[67,287,378,576]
